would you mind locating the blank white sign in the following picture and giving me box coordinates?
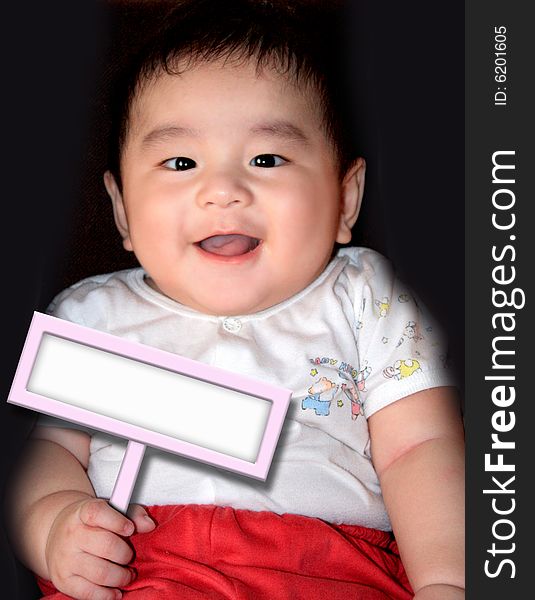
[27,334,271,463]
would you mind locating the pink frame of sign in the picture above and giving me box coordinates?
[8,312,292,483]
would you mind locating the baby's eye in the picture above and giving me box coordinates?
[162,157,197,171]
[249,154,287,168]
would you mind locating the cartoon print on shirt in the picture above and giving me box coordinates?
[338,369,364,420]
[396,320,423,347]
[310,356,338,366]
[375,296,390,317]
[355,365,372,392]
[304,359,370,421]
[383,359,422,380]
[302,376,339,416]
[341,384,362,419]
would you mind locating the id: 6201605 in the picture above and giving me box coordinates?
[494,26,507,106]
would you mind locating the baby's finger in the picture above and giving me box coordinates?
[75,553,134,589]
[127,504,156,533]
[80,530,134,565]
[61,574,123,600]
[79,499,134,536]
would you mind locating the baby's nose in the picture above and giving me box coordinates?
[196,172,253,208]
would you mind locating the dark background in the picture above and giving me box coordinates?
[1,1,464,597]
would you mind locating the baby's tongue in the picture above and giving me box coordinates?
[199,234,257,256]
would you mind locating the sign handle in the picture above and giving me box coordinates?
[109,440,146,513]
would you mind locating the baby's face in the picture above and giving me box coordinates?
[107,59,363,315]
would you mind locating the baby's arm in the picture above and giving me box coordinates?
[6,426,155,600]
[368,386,465,599]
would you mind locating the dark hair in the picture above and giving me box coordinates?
[108,0,356,188]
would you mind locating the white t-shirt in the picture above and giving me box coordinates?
[42,247,455,530]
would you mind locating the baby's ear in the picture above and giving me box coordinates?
[103,171,133,252]
[336,157,366,244]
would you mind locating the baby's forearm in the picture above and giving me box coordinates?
[6,438,95,578]
[379,436,465,594]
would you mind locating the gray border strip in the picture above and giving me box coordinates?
[466,1,534,595]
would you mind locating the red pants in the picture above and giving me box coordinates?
[39,504,413,599]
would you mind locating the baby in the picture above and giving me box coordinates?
[8,1,464,599]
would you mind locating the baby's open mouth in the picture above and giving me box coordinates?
[197,234,261,257]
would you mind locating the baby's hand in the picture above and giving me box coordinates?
[45,495,155,600]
